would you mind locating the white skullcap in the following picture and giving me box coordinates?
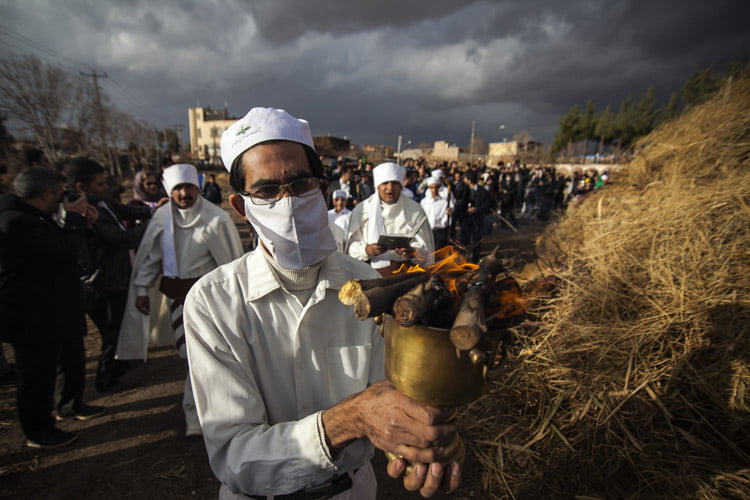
[427,175,441,186]
[220,107,314,172]
[432,169,443,178]
[162,164,200,193]
[332,189,347,200]
[373,162,406,188]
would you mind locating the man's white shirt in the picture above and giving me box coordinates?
[184,250,383,496]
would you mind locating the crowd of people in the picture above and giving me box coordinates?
[320,156,609,262]
[0,106,610,499]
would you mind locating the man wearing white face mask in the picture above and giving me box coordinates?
[115,163,243,437]
[183,107,461,500]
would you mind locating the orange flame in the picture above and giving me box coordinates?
[394,245,479,301]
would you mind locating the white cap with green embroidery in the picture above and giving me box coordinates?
[220,107,314,172]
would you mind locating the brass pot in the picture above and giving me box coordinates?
[382,314,499,407]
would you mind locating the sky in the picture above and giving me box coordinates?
[1,0,748,150]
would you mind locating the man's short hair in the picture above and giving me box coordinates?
[465,171,478,184]
[229,141,324,193]
[13,166,65,199]
[62,158,106,189]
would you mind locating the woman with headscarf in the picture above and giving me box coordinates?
[125,170,168,228]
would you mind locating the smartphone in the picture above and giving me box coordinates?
[64,190,81,202]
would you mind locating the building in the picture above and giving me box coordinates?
[487,139,543,165]
[360,143,394,163]
[430,141,461,162]
[187,106,238,166]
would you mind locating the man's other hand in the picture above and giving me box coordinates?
[135,295,150,315]
[387,459,461,497]
[365,243,385,256]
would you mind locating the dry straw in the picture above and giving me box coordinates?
[462,75,750,499]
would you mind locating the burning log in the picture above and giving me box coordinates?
[448,247,508,351]
[351,273,430,320]
[393,275,454,328]
[338,271,427,306]
[473,246,506,286]
[449,285,487,351]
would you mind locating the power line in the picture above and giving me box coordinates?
[104,77,151,118]
[0,24,90,72]
[0,23,152,121]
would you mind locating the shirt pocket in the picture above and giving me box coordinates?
[326,344,372,402]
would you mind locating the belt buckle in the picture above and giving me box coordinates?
[303,481,333,500]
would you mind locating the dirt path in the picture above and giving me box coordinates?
[0,213,549,500]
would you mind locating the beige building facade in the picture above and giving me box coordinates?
[188,107,238,165]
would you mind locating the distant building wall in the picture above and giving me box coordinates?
[487,140,543,166]
[428,141,461,162]
[188,107,237,164]
[360,144,394,162]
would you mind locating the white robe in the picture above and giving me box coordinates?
[327,207,351,236]
[116,197,244,361]
[346,194,434,268]
[420,194,453,229]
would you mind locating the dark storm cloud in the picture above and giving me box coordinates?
[1,0,748,148]
[244,0,475,43]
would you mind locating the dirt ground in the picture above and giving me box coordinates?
[0,204,549,500]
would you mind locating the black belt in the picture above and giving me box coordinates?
[247,472,353,500]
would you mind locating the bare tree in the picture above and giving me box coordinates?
[469,135,488,155]
[0,55,76,164]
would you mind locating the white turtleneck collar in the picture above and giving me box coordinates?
[174,196,203,228]
[260,242,324,292]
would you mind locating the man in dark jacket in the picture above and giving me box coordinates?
[326,164,362,210]
[64,158,153,391]
[0,167,104,448]
[202,173,222,205]
[460,170,490,263]
[450,171,470,241]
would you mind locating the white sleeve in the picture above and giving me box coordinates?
[132,220,164,294]
[184,293,340,495]
[346,220,369,262]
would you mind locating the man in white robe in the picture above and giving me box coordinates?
[347,163,435,276]
[116,164,243,436]
[420,175,453,250]
[327,188,352,235]
[184,107,460,499]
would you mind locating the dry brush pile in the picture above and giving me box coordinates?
[462,75,750,499]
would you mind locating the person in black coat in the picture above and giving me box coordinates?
[460,170,490,263]
[0,167,103,448]
[64,158,154,391]
[450,171,470,241]
[202,173,222,205]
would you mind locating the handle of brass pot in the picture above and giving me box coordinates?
[374,314,385,337]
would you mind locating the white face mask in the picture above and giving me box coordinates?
[242,192,337,269]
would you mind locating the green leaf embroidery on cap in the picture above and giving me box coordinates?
[236,124,252,136]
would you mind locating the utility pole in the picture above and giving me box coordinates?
[396,135,402,164]
[80,70,118,175]
[469,120,476,162]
